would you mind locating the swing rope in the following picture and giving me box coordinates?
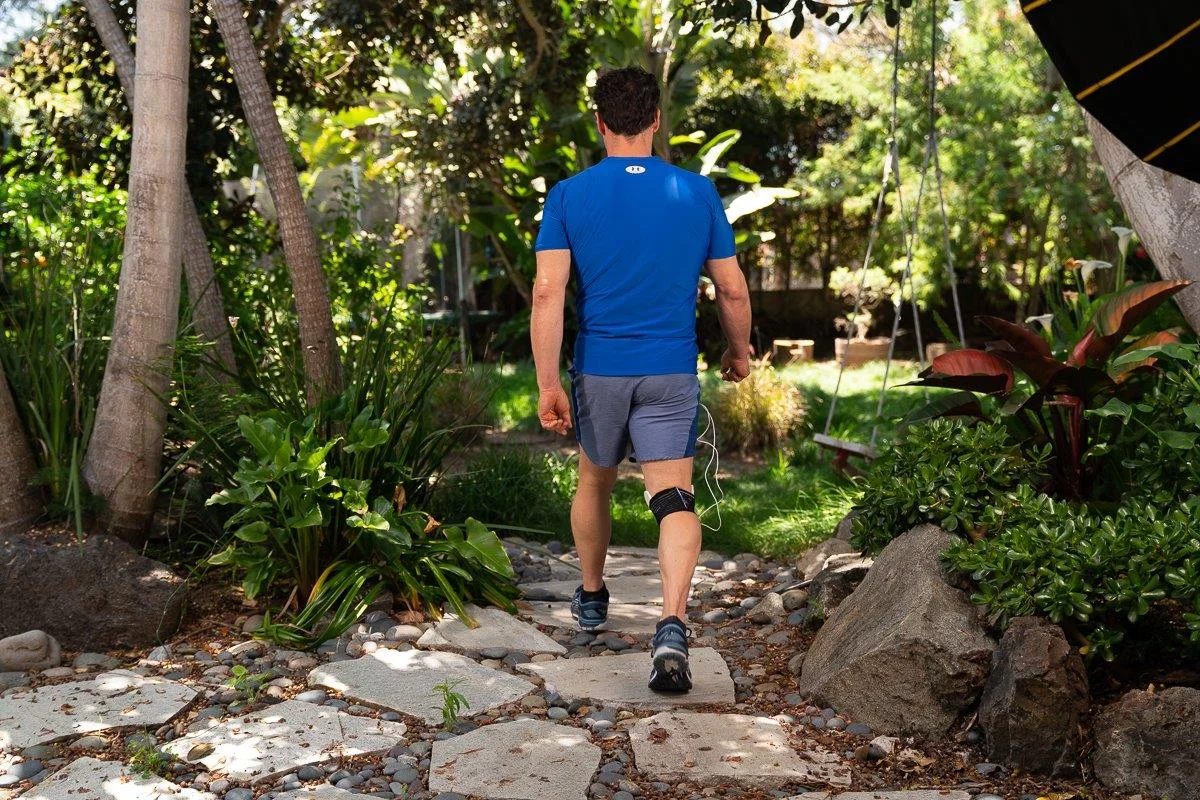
[819,0,966,454]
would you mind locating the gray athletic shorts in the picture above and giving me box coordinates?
[569,370,701,468]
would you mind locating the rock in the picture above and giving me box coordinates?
[0,670,197,749]
[19,757,216,800]
[385,624,423,642]
[309,648,534,725]
[799,793,970,800]
[1093,686,1200,799]
[786,652,805,677]
[241,615,264,634]
[417,605,565,656]
[796,525,995,738]
[781,589,808,611]
[0,630,61,671]
[0,532,186,649]
[275,788,358,799]
[795,537,856,581]
[70,734,109,751]
[0,671,29,691]
[163,700,406,784]
[429,719,601,800]
[833,512,856,541]
[72,652,121,670]
[629,711,850,788]
[748,593,785,624]
[517,648,734,710]
[807,555,872,616]
[978,617,1088,776]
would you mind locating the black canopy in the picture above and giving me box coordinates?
[1022,0,1200,183]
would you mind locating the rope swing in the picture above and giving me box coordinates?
[815,0,967,472]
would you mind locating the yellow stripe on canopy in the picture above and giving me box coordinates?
[1077,16,1200,100]
[1145,118,1200,163]
[1022,0,1053,11]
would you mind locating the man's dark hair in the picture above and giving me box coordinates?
[592,67,660,137]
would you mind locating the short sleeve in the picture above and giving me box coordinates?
[534,182,570,252]
[706,180,736,260]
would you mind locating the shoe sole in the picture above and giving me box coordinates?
[648,646,692,693]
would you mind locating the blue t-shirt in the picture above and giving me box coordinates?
[534,155,737,376]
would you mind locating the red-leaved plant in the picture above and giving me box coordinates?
[906,280,1192,501]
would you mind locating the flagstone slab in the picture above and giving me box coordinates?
[417,605,566,655]
[429,719,601,800]
[23,757,215,800]
[630,711,851,788]
[517,648,734,709]
[308,649,534,725]
[521,573,699,604]
[521,601,662,635]
[0,670,197,751]
[162,700,405,783]
[555,552,661,577]
[794,792,970,800]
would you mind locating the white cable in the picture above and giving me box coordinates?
[696,402,724,533]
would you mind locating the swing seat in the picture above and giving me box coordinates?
[813,433,877,475]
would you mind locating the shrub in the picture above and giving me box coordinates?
[425,365,498,444]
[705,365,806,454]
[433,447,577,534]
[207,409,517,649]
[850,417,1045,553]
[945,487,1200,662]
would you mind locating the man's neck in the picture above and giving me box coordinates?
[603,134,655,158]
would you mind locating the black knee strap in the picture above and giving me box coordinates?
[648,487,696,523]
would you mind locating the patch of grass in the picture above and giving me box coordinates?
[224,665,270,704]
[490,362,545,432]
[125,736,172,779]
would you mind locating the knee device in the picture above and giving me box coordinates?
[645,486,696,523]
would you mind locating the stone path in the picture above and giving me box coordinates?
[0,537,1003,800]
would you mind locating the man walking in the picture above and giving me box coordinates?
[530,66,752,692]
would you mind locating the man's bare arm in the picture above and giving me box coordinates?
[531,248,573,432]
[706,255,752,381]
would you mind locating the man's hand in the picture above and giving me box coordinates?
[720,349,751,382]
[538,384,573,435]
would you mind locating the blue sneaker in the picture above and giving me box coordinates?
[648,616,692,693]
[571,584,609,630]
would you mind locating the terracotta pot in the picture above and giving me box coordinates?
[834,337,891,367]
[772,338,815,367]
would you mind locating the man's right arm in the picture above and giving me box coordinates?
[706,255,752,382]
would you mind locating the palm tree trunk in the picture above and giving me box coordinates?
[82,0,190,545]
[1087,114,1200,332]
[0,360,40,535]
[209,0,342,402]
[82,0,237,377]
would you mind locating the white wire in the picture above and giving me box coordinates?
[696,402,724,532]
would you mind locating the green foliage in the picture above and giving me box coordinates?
[704,365,806,454]
[0,166,122,532]
[851,418,1045,553]
[827,265,896,339]
[224,665,270,704]
[433,448,577,536]
[205,404,517,649]
[945,487,1200,662]
[425,365,498,445]
[125,737,173,779]
[433,677,470,732]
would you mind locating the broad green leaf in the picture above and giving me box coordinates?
[234,520,270,543]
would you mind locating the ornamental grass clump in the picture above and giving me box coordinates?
[706,364,806,453]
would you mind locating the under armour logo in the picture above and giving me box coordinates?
[625,165,646,174]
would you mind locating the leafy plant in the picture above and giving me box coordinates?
[205,405,518,649]
[224,664,270,704]
[125,737,173,779]
[704,363,806,453]
[827,266,896,340]
[850,417,1045,553]
[906,278,1192,500]
[433,677,470,731]
[944,486,1200,662]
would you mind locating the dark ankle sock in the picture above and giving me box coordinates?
[580,584,608,601]
[657,615,685,630]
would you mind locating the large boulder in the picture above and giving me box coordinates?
[796,524,995,738]
[0,532,187,650]
[978,617,1088,775]
[807,554,873,618]
[795,536,856,581]
[1093,687,1200,799]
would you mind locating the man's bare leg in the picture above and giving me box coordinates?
[641,457,699,620]
[571,449,618,592]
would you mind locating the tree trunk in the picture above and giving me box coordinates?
[0,360,40,534]
[1086,114,1200,332]
[210,0,342,402]
[82,0,190,545]
[83,0,237,377]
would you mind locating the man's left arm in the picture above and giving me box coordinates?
[531,248,572,435]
